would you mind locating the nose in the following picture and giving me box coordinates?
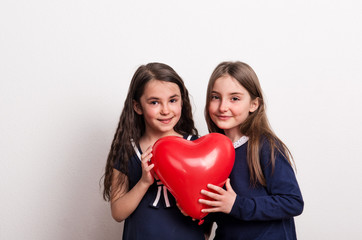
[160,103,170,115]
[219,99,229,112]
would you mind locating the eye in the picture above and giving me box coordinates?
[211,95,220,100]
[170,98,178,103]
[150,101,159,105]
[231,96,240,101]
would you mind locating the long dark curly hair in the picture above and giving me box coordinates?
[102,62,198,201]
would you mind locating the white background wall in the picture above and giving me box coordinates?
[1,0,362,239]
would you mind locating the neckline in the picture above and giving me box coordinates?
[131,134,193,161]
[233,136,249,149]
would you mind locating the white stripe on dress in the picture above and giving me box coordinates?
[130,139,142,161]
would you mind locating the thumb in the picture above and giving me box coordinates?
[225,178,233,191]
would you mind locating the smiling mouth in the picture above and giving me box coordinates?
[217,115,231,120]
[158,117,173,124]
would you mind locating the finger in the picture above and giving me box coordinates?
[141,146,153,158]
[141,153,153,163]
[225,178,232,191]
[198,198,220,207]
[200,189,222,200]
[206,184,225,194]
[201,207,221,213]
[176,203,188,216]
[141,150,152,158]
[145,145,152,152]
[148,153,153,163]
[145,163,154,171]
[146,145,153,154]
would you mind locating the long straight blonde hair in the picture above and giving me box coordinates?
[205,61,293,186]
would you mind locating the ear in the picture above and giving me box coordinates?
[133,100,143,115]
[249,97,260,113]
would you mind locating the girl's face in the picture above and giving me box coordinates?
[134,79,182,137]
[208,75,259,139]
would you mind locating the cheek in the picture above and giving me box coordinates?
[143,107,158,118]
[175,104,183,116]
[208,102,217,113]
[208,104,218,121]
[170,102,182,117]
[235,107,250,119]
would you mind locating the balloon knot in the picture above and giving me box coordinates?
[198,219,204,225]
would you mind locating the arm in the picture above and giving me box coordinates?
[232,150,303,221]
[110,146,155,222]
[228,154,304,221]
[200,144,304,221]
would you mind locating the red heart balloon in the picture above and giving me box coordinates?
[151,133,235,221]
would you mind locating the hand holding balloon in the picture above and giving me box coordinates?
[199,178,237,214]
[140,146,155,187]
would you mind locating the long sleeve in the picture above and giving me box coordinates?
[229,141,304,221]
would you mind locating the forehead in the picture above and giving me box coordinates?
[212,75,246,93]
[143,79,181,97]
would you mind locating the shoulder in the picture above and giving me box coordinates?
[259,134,284,154]
[259,135,290,166]
[113,151,139,173]
[259,135,272,154]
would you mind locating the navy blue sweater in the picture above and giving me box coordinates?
[213,139,304,240]
[115,135,209,240]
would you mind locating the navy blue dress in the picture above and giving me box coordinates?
[212,138,304,240]
[115,135,208,240]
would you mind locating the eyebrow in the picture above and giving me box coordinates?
[169,94,180,98]
[211,91,244,95]
[146,94,180,101]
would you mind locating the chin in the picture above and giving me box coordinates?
[158,126,175,133]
